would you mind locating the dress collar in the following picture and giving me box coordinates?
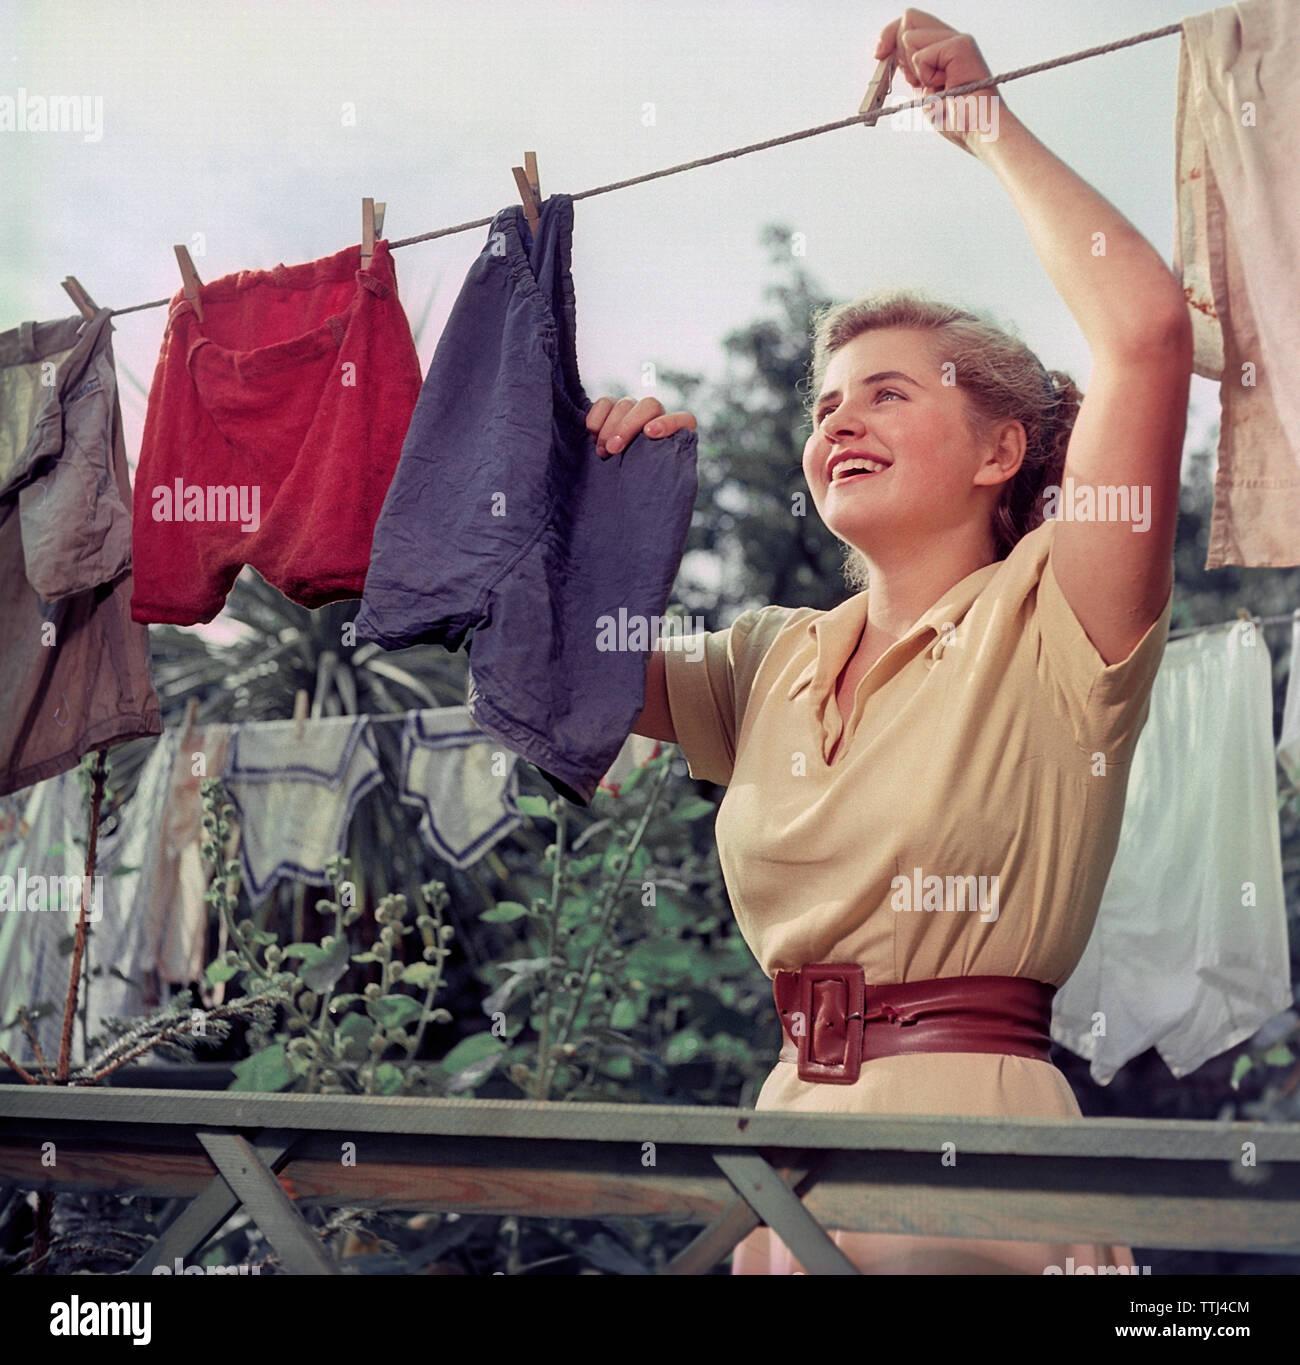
[786,557,1003,700]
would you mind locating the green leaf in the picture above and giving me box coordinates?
[570,924,603,953]
[445,1046,506,1093]
[670,798,716,823]
[441,1032,506,1073]
[626,939,693,980]
[228,1042,293,1093]
[374,1062,404,1095]
[602,1056,632,1079]
[559,894,593,926]
[610,998,639,1029]
[204,960,240,985]
[399,962,439,988]
[338,1013,374,1046]
[482,901,528,923]
[515,795,552,819]
[299,937,351,993]
[1229,1054,1252,1090]
[617,764,645,794]
[329,993,366,1012]
[652,895,689,927]
[368,994,423,1030]
[665,1028,704,1064]
[351,951,382,964]
[1262,1045,1295,1068]
[280,943,317,958]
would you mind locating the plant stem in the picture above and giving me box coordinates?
[0,1048,37,1084]
[57,750,108,1082]
[19,1010,53,1081]
[533,802,566,1100]
[75,995,288,1083]
[541,762,672,1097]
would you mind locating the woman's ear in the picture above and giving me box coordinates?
[973,419,1026,488]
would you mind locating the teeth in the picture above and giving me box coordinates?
[833,458,887,481]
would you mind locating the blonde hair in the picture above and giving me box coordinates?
[805,290,1081,589]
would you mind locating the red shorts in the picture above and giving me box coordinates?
[131,239,421,624]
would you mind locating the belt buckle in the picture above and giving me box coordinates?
[796,963,865,1084]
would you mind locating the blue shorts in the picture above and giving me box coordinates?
[356,194,697,803]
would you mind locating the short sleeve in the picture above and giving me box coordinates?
[1036,539,1173,755]
[660,605,795,785]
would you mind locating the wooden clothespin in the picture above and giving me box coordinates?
[511,151,542,233]
[292,688,310,742]
[361,197,387,270]
[859,55,897,124]
[61,277,100,322]
[173,246,204,321]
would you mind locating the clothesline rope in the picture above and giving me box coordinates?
[100,21,1183,322]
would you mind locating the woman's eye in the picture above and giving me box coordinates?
[813,389,903,425]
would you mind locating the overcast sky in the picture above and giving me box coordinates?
[3,0,1223,617]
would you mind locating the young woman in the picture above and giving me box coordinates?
[587,9,1192,1275]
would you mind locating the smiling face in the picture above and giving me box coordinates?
[803,327,1013,558]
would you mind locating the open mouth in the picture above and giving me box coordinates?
[830,459,890,486]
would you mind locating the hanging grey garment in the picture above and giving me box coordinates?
[0,308,161,795]
[355,194,697,804]
[223,715,383,904]
[0,733,174,1069]
[398,707,523,868]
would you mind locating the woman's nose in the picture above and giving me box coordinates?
[821,405,863,442]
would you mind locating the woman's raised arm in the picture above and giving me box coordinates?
[879,9,1193,665]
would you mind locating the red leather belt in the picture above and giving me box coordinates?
[773,965,1057,1084]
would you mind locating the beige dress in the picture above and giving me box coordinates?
[660,519,1172,1274]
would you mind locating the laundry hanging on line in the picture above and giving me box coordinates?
[114,194,696,806]
[1051,619,1293,1083]
[355,193,698,805]
[398,708,523,870]
[1175,0,1300,569]
[131,721,231,993]
[4,1,1296,808]
[0,307,161,798]
[1278,615,1300,788]
[129,240,423,625]
[0,734,175,1070]
[219,706,662,895]
[223,714,386,905]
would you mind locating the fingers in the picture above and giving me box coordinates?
[898,27,953,87]
[908,36,951,91]
[643,411,697,439]
[586,396,696,457]
[875,10,955,85]
[874,17,901,59]
[585,396,620,434]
